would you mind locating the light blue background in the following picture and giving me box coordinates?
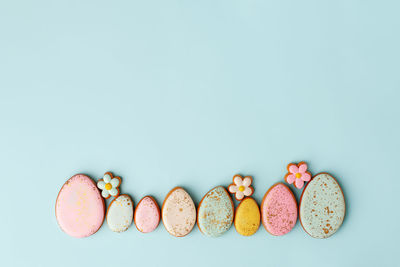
[1,1,399,266]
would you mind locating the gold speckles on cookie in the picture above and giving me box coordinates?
[299,173,345,239]
[198,186,234,237]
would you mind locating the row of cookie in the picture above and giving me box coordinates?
[55,162,346,239]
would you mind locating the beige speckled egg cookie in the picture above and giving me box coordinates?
[162,187,196,237]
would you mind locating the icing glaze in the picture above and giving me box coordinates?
[162,187,196,237]
[284,162,311,189]
[261,183,297,236]
[134,196,160,233]
[55,174,105,238]
[106,194,134,233]
[228,175,254,201]
[97,172,121,199]
[234,197,260,236]
[299,173,345,238]
[197,186,234,237]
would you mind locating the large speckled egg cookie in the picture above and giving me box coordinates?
[55,174,105,238]
[299,173,346,238]
[162,187,196,237]
[197,186,234,237]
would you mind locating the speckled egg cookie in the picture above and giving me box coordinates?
[106,194,134,233]
[162,187,196,237]
[299,173,346,238]
[134,196,160,233]
[197,186,234,237]
[261,183,297,236]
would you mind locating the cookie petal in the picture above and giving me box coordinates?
[243,187,252,196]
[298,163,308,173]
[302,172,311,182]
[110,178,120,188]
[109,188,118,196]
[235,191,244,200]
[286,174,295,184]
[242,177,252,187]
[97,180,106,189]
[102,190,110,198]
[228,185,238,193]
[103,174,112,183]
[233,175,243,186]
[295,179,304,189]
[288,164,299,174]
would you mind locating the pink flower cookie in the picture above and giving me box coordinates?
[284,162,311,189]
[228,175,254,201]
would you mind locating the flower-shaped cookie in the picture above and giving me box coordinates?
[228,175,254,201]
[97,172,121,199]
[284,162,311,189]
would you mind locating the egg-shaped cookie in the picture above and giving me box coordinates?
[134,196,160,233]
[55,174,105,238]
[299,173,346,238]
[260,183,297,236]
[162,187,196,237]
[234,197,260,236]
[197,186,234,237]
[106,194,134,233]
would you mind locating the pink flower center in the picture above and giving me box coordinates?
[295,173,302,179]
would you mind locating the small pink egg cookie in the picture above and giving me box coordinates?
[55,174,105,238]
[134,196,160,233]
[261,183,297,236]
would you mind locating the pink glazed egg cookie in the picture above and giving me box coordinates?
[55,174,105,238]
[134,196,160,233]
[261,183,297,236]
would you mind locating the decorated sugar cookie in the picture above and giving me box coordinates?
[197,186,234,237]
[55,174,105,238]
[261,183,297,236]
[284,162,311,189]
[299,173,345,238]
[162,187,196,237]
[106,194,134,233]
[228,174,254,201]
[228,174,260,236]
[135,196,160,233]
[235,197,260,236]
[97,172,121,199]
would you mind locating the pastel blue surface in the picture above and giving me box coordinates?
[0,1,398,267]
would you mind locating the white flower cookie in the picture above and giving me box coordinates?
[228,174,254,201]
[97,172,121,199]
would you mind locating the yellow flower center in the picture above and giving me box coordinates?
[105,183,112,190]
[295,173,302,179]
[239,186,245,192]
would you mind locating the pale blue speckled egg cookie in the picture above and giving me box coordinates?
[197,186,234,237]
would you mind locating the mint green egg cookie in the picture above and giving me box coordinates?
[197,186,234,237]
